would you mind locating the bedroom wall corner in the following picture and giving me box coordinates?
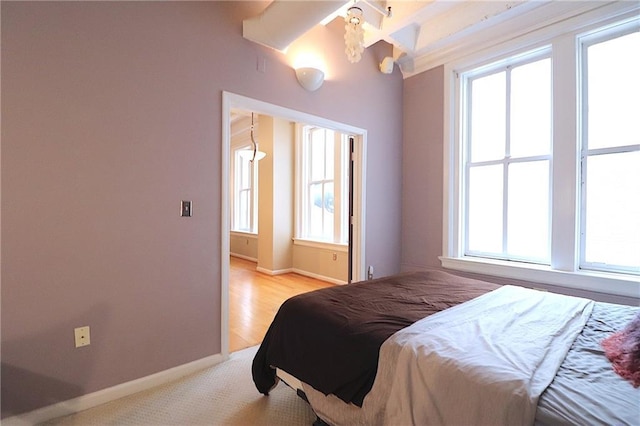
[400,65,445,272]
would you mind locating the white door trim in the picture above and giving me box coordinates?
[221,91,367,357]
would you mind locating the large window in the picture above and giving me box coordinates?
[465,54,551,264]
[446,13,639,296]
[580,27,640,275]
[297,125,349,245]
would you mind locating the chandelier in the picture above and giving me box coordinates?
[344,6,364,63]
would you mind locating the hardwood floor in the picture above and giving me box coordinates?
[229,256,335,352]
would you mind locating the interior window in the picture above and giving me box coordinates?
[297,125,349,245]
[232,147,257,233]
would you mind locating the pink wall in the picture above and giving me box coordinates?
[401,66,445,270]
[1,1,403,416]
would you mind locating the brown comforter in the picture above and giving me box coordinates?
[251,270,500,406]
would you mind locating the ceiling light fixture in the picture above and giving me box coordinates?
[344,2,392,64]
[239,113,266,162]
[344,6,364,63]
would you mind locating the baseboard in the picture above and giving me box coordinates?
[2,353,225,426]
[230,253,257,262]
[256,266,294,276]
[291,268,347,285]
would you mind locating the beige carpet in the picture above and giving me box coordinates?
[42,346,316,426]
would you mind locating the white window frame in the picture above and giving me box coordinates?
[441,5,640,298]
[295,124,349,246]
[230,145,258,234]
[462,50,552,264]
[578,23,640,276]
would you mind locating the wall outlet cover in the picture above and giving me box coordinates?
[74,326,91,348]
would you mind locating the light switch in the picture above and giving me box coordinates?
[181,200,192,217]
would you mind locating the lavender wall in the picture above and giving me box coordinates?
[1,1,403,416]
[401,66,445,270]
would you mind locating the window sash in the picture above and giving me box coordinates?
[579,24,640,275]
[232,148,257,233]
[462,54,552,265]
[298,126,348,245]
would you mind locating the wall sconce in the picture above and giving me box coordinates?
[295,67,325,91]
[380,56,394,74]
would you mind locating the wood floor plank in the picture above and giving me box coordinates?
[229,256,335,352]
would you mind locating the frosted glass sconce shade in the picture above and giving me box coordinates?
[295,67,325,91]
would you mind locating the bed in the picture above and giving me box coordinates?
[251,270,640,425]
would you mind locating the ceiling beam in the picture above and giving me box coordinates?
[243,1,349,52]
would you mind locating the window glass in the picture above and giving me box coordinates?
[468,165,503,254]
[470,72,506,162]
[584,151,640,270]
[511,59,551,158]
[581,29,640,274]
[507,160,549,261]
[587,32,640,150]
[233,149,255,233]
[465,56,551,264]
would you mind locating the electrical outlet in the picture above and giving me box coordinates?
[332,253,337,261]
[368,266,374,280]
[74,326,90,348]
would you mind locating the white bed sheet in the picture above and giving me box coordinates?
[302,286,593,426]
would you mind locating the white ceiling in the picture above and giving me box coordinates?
[242,0,622,78]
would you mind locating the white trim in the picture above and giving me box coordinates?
[440,256,640,299]
[2,354,224,426]
[221,91,367,356]
[256,266,294,276]
[230,253,258,262]
[293,238,348,252]
[221,93,231,358]
[291,268,347,285]
[253,265,345,285]
[406,1,639,79]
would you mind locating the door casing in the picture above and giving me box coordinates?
[221,91,367,357]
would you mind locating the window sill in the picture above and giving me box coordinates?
[439,256,640,299]
[293,238,348,252]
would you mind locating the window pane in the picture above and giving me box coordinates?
[511,59,551,158]
[309,183,323,238]
[507,161,549,261]
[587,32,640,150]
[468,165,503,254]
[324,182,334,240]
[326,131,335,178]
[311,130,326,181]
[240,158,250,189]
[238,190,249,231]
[470,72,506,162]
[584,151,640,269]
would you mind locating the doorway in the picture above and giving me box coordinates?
[221,92,367,356]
